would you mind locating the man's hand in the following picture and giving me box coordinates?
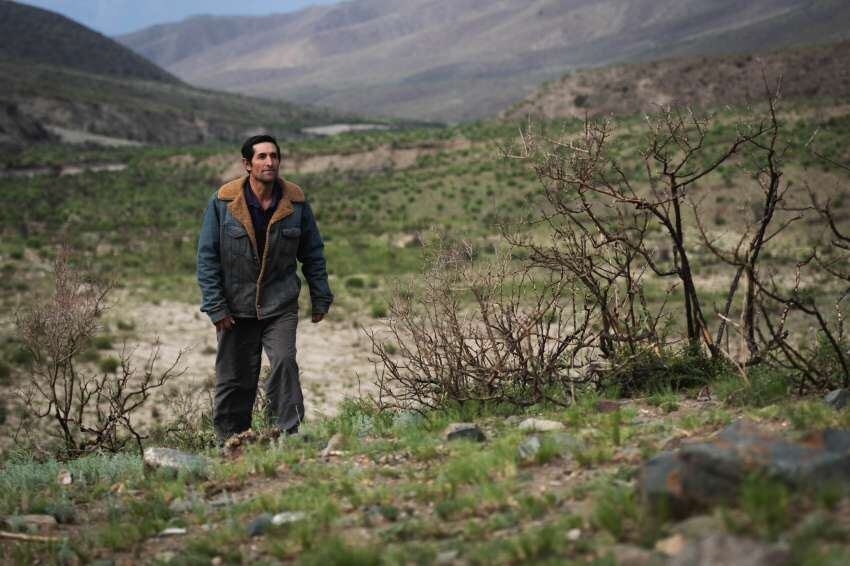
[214,315,236,332]
[311,313,325,323]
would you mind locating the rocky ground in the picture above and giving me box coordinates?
[3,387,850,564]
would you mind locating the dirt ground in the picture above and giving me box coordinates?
[129,298,380,423]
[0,297,381,453]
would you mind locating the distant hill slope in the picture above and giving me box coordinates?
[0,0,176,83]
[0,57,346,147]
[0,1,353,148]
[118,0,850,122]
[503,40,850,120]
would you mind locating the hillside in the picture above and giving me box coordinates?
[504,40,850,120]
[0,1,359,148]
[0,56,353,147]
[118,0,850,122]
[0,0,175,83]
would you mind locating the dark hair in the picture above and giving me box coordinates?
[241,134,281,162]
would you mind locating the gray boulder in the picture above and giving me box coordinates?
[640,420,850,517]
[824,388,850,410]
[247,513,273,537]
[518,418,565,432]
[143,447,209,478]
[517,432,581,463]
[443,423,486,442]
[667,532,790,566]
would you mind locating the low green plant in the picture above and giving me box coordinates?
[98,356,121,374]
[715,366,790,407]
[738,475,791,540]
[784,401,839,431]
[370,302,388,318]
[92,335,113,350]
[591,483,637,541]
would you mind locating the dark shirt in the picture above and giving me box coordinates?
[244,180,281,258]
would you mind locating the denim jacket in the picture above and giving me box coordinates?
[197,176,333,323]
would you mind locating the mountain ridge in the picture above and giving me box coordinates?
[0,0,176,83]
[503,39,850,121]
[117,0,850,121]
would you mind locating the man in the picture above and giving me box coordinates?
[197,134,333,442]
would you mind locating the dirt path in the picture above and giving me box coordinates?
[128,299,380,423]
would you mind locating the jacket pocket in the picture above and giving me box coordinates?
[278,227,301,256]
[225,222,254,258]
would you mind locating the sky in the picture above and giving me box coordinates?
[15,0,344,36]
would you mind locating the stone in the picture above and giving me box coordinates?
[169,497,198,513]
[435,550,459,564]
[443,423,486,442]
[566,528,582,541]
[154,552,177,564]
[639,420,850,517]
[4,514,57,532]
[655,533,686,556]
[143,447,208,478]
[321,433,345,457]
[518,432,580,463]
[207,493,237,508]
[246,513,273,537]
[271,511,307,526]
[608,544,662,566]
[671,514,724,539]
[595,399,621,413]
[57,469,73,485]
[517,435,542,461]
[518,418,565,432]
[824,388,850,410]
[667,532,790,566]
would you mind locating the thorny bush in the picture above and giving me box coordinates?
[368,237,600,412]
[14,249,183,457]
[370,81,850,410]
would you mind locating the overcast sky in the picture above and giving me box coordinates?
[15,0,344,36]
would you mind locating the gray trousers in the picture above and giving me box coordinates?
[213,310,303,441]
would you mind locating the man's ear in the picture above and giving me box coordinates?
[242,157,251,172]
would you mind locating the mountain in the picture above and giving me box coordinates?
[0,0,176,82]
[118,0,850,122]
[503,39,850,120]
[0,1,351,148]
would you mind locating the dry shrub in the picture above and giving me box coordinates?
[368,237,600,412]
[14,248,183,456]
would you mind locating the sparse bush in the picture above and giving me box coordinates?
[97,356,120,374]
[368,235,599,412]
[14,248,184,456]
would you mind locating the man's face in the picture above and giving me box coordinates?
[244,141,280,184]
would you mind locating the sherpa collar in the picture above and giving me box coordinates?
[216,176,305,255]
[217,176,305,203]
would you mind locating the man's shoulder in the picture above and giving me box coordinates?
[215,177,247,201]
[281,179,305,203]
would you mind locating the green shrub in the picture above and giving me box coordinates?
[592,483,637,541]
[601,346,720,396]
[10,348,33,366]
[98,356,120,374]
[370,303,388,318]
[739,475,790,540]
[715,366,790,407]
